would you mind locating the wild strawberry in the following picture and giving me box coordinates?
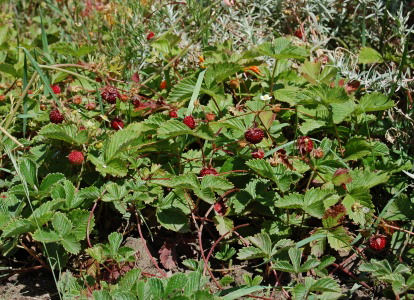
[294,28,303,39]
[101,85,120,104]
[214,200,226,216]
[229,79,240,89]
[199,167,218,177]
[120,94,128,102]
[146,32,155,41]
[0,95,6,102]
[85,102,96,110]
[49,109,64,124]
[169,110,178,118]
[73,95,82,105]
[312,148,324,159]
[252,149,265,159]
[245,128,264,144]
[205,113,216,122]
[297,136,313,156]
[111,118,124,130]
[160,80,167,90]
[183,116,196,129]
[345,80,360,94]
[332,168,352,190]
[40,104,47,111]
[68,150,84,165]
[51,84,61,94]
[369,234,387,251]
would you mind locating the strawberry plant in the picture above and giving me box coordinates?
[0,0,413,299]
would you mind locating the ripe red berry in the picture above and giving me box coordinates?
[111,118,124,130]
[49,109,64,124]
[369,234,387,251]
[101,85,120,104]
[214,200,226,216]
[297,136,313,156]
[294,28,303,39]
[72,95,82,105]
[160,80,167,90]
[199,167,218,177]
[252,149,265,159]
[68,150,84,165]
[120,94,128,102]
[245,128,264,144]
[146,32,155,41]
[51,84,61,94]
[183,116,196,129]
[169,110,178,118]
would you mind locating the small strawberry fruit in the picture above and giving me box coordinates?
[49,109,64,124]
[85,102,96,110]
[0,95,6,102]
[369,234,387,251]
[51,84,61,94]
[312,148,324,159]
[205,113,216,122]
[199,167,218,177]
[229,79,240,89]
[183,116,196,129]
[68,150,84,165]
[297,136,313,156]
[40,104,47,111]
[146,32,155,41]
[214,200,226,216]
[332,168,352,190]
[245,128,264,144]
[160,80,167,90]
[169,110,178,118]
[252,149,265,159]
[294,28,303,39]
[120,94,128,102]
[73,95,82,105]
[101,85,120,104]
[111,118,124,130]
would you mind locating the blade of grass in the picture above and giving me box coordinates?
[186,70,206,116]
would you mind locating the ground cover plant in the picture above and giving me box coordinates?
[0,0,413,299]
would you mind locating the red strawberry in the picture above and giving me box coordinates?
[294,28,303,39]
[199,167,218,177]
[183,116,196,129]
[369,234,387,251]
[252,149,265,159]
[49,109,64,124]
[169,110,178,118]
[73,95,82,105]
[85,102,96,110]
[245,128,264,144]
[297,136,313,156]
[160,80,167,90]
[111,118,124,130]
[214,200,226,216]
[68,150,84,165]
[51,84,61,94]
[101,85,120,104]
[146,32,155,41]
[120,94,128,102]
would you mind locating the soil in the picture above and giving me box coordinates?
[0,271,58,300]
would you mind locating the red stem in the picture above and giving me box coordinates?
[87,200,99,248]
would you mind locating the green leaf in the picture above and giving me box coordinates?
[119,269,141,290]
[157,208,190,233]
[2,218,34,238]
[39,173,65,193]
[204,62,241,87]
[248,232,273,258]
[201,176,234,192]
[221,286,271,300]
[164,273,188,296]
[344,138,372,161]
[52,212,72,236]
[237,246,265,260]
[303,188,339,219]
[326,226,351,251]
[0,63,18,77]
[32,229,61,243]
[104,127,142,162]
[68,209,92,241]
[245,159,276,182]
[275,193,304,209]
[213,216,234,237]
[168,77,197,102]
[19,158,38,189]
[158,120,215,140]
[358,47,383,64]
[356,92,394,113]
[311,277,340,293]
[88,154,128,177]
[258,38,308,60]
[272,260,295,273]
[108,232,123,255]
[39,124,87,145]
[61,234,81,254]
[288,247,303,273]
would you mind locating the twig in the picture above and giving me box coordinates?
[331,263,371,290]
[20,239,50,271]
[86,200,99,248]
